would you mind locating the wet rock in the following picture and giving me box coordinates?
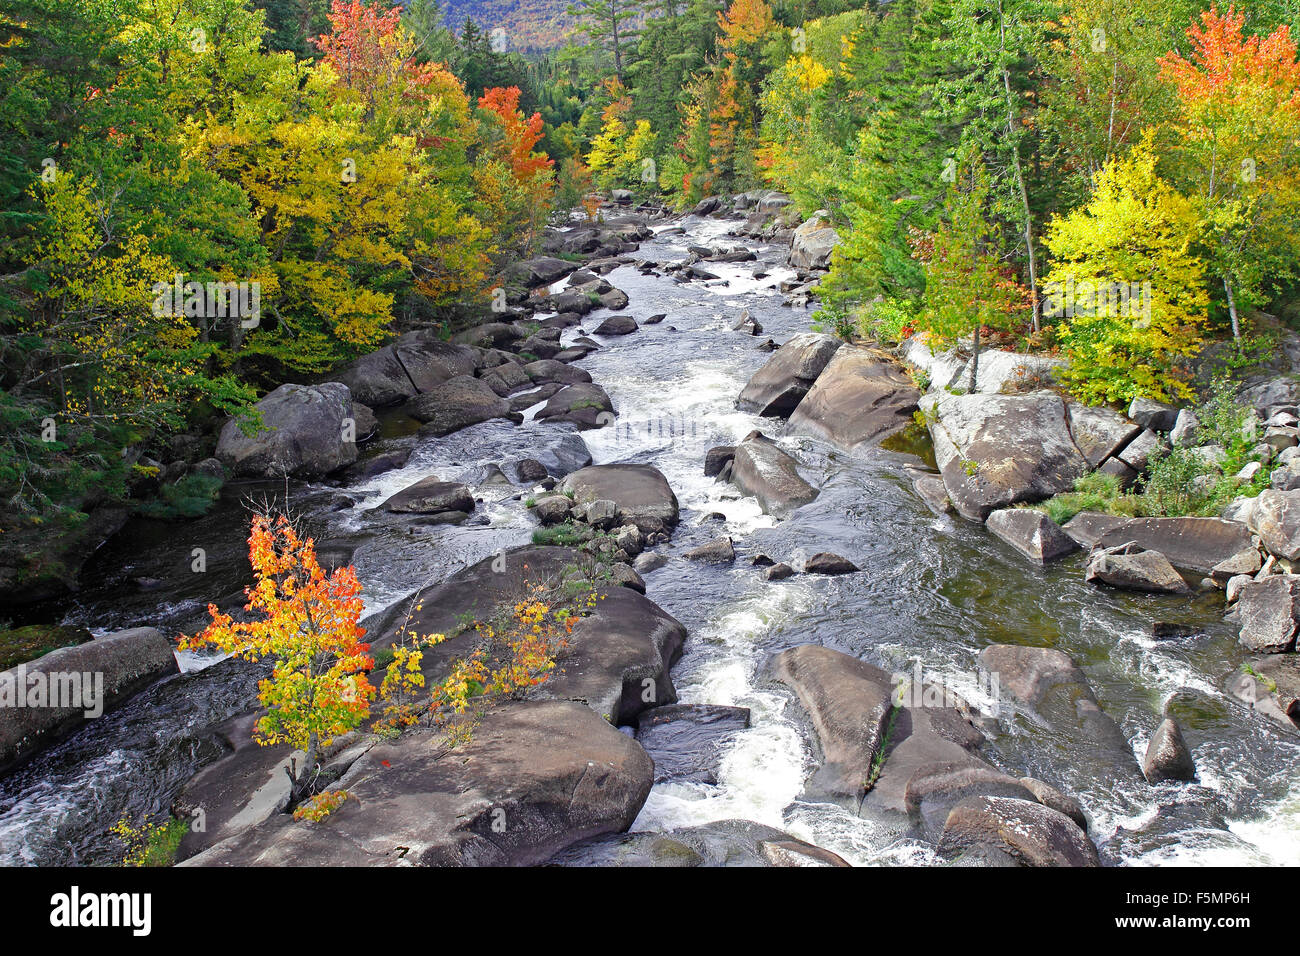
[1094,517,1254,574]
[685,537,735,563]
[479,360,533,396]
[765,563,794,581]
[1235,574,1300,653]
[979,644,1135,770]
[634,704,750,784]
[926,391,1088,521]
[530,432,593,478]
[514,458,550,483]
[522,359,591,387]
[787,345,920,449]
[805,552,860,575]
[643,313,666,324]
[985,509,1079,563]
[1142,718,1197,783]
[561,464,679,534]
[341,447,412,482]
[507,256,578,289]
[1018,777,1088,830]
[184,701,652,867]
[0,628,179,774]
[730,431,818,518]
[736,332,843,417]
[704,446,735,478]
[594,314,638,336]
[408,375,514,436]
[217,383,359,479]
[905,763,1038,841]
[534,383,616,430]
[772,645,893,806]
[382,478,474,516]
[1241,655,1300,722]
[451,322,527,349]
[633,552,669,574]
[1128,397,1180,433]
[548,818,848,867]
[608,563,646,594]
[939,795,1100,867]
[913,475,953,515]
[1085,543,1190,593]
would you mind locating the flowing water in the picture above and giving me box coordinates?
[3,213,1298,866]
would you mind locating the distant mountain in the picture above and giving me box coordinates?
[440,0,579,52]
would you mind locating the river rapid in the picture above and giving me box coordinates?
[2,212,1298,867]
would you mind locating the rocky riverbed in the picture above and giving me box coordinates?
[2,196,1298,867]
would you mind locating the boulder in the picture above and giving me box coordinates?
[216,383,358,478]
[704,446,735,478]
[685,537,736,563]
[634,704,750,785]
[0,628,178,774]
[333,334,479,407]
[904,763,1038,841]
[534,383,616,430]
[508,256,577,289]
[1117,429,1165,473]
[771,645,893,806]
[1128,397,1180,433]
[531,495,572,525]
[1248,489,1300,560]
[978,644,1134,768]
[787,214,840,271]
[1141,718,1197,783]
[804,552,860,575]
[1068,405,1142,468]
[985,509,1079,563]
[1018,778,1088,830]
[1235,574,1300,653]
[730,431,818,518]
[523,360,591,387]
[381,478,474,516]
[184,701,652,867]
[1093,516,1254,574]
[786,345,920,449]
[913,475,953,515]
[939,796,1100,867]
[736,333,843,417]
[926,391,1088,521]
[478,360,532,397]
[407,375,514,436]
[450,322,526,348]
[1085,544,1190,593]
[1061,511,1131,548]
[765,563,794,581]
[561,464,680,534]
[594,314,638,336]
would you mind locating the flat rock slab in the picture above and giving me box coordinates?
[381,478,474,515]
[182,701,653,867]
[737,332,843,417]
[730,431,818,518]
[1094,517,1253,575]
[562,464,680,533]
[634,703,751,784]
[787,345,920,449]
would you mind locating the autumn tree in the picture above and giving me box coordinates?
[1158,4,1300,338]
[1043,139,1209,404]
[182,509,375,800]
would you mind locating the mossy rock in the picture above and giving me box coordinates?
[0,624,95,671]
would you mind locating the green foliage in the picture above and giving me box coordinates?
[136,473,224,521]
[110,817,189,867]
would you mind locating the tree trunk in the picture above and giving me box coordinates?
[970,326,981,393]
[1224,276,1240,341]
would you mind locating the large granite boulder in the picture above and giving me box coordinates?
[939,795,1100,866]
[1085,544,1190,593]
[333,333,479,407]
[730,431,819,518]
[548,818,850,867]
[985,509,1079,563]
[217,382,359,478]
[926,391,1088,521]
[787,214,840,271]
[1248,489,1300,561]
[786,346,920,449]
[381,478,475,516]
[561,464,680,534]
[736,333,843,417]
[1235,574,1300,653]
[534,383,616,430]
[407,375,514,436]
